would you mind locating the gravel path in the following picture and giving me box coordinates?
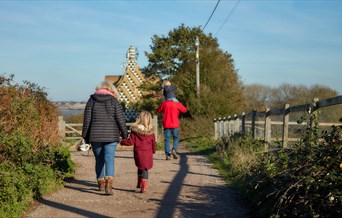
[25,144,251,218]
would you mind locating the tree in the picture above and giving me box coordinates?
[133,75,163,115]
[142,24,245,117]
[244,84,273,111]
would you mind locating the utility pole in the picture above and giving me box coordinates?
[195,37,200,97]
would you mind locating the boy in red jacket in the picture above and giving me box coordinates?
[157,97,188,160]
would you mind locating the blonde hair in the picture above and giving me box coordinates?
[163,80,171,86]
[134,111,153,131]
[96,80,118,98]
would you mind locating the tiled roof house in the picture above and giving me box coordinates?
[105,46,146,104]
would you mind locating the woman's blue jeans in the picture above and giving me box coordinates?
[163,128,179,155]
[92,142,117,179]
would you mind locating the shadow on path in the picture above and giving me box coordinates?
[154,150,251,218]
[36,198,111,218]
[155,153,188,218]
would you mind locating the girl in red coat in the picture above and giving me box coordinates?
[120,111,156,193]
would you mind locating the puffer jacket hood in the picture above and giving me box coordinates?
[91,94,114,102]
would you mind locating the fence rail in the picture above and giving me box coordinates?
[213,96,342,151]
[58,115,159,142]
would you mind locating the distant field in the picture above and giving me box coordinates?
[56,103,86,110]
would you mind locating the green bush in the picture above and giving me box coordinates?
[209,135,264,185]
[0,74,75,217]
[0,132,35,165]
[0,146,75,217]
[0,162,30,216]
[51,146,75,179]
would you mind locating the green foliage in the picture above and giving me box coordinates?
[129,76,163,115]
[213,135,264,184]
[175,45,245,117]
[0,159,66,216]
[182,137,216,159]
[0,74,75,217]
[0,132,34,165]
[0,162,32,216]
[156,141,164,151]
[134,97,161,116]
[52,146,75,178]
[180,116,215,139]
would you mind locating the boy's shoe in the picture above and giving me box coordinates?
[166,154,171,160]
[171,149,178,159]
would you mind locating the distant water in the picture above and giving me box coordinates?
[59,109,84,116]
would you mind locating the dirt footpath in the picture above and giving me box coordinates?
[25,144,251,218]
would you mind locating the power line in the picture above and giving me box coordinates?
[202,0,221,31]
[215,0,241,36]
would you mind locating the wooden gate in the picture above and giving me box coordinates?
[58,115,159,142]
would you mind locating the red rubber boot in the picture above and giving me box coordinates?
[140,179,148,193]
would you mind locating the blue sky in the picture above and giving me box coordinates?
[0,0,341,101]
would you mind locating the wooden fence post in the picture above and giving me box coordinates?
[58,116,66,139]
[214,118,219,140]
[214,118,221,140]
[264,108,271,151]
[228,116,232,137]
[310,98,319,129]
[241,112,246,136]
[217,118,222,139]
[223,117,229,137]
[282,104,289,148]
[219,118,224,138]
[153,115,158,142]
[234,114,239,134]
[251,110,256,139]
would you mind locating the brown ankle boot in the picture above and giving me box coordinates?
[97,178,105,191]
[140,179,148,193]
[105,176,114,195]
